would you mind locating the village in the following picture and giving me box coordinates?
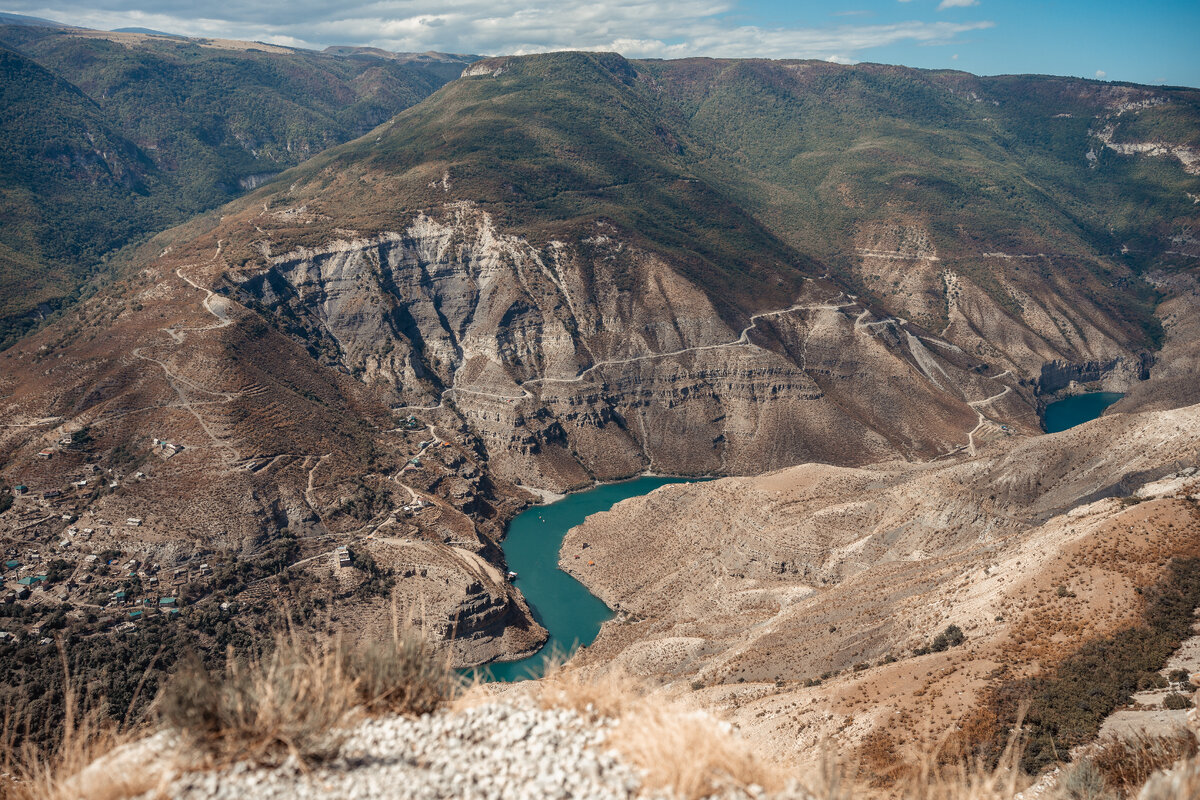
[0,411,519,650]
[1,428,243,645]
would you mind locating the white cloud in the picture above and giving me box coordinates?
[7,1,994,61]
[938,0,979,9]
[1095,69,1107,79]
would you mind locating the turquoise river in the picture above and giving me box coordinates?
[478,391,1122,681]
[1042,391,1125,434]
[482,476,695,682]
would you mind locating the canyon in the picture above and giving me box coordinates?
[0,49,1198,776]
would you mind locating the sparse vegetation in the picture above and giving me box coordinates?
[915,624,968,656]
[1163,693,1191,710]
[537,664,786,800]
[1090,732,1199,797]
[962,557,1200,774]
[161,626,452,765]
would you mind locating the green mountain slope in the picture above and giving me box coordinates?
[213,52,1197,349]
[637,59,1200,334]
[235,51,820,318]
[0,44,160,334]
[0,24,473,345]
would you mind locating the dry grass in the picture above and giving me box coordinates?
[1136,758,1200,800]
[1088,731,1197,798]
[159,623,454,767]
[0,646,161,800]
[537,664,789,800]
[159,639,356,766]
[894,750,1028,800]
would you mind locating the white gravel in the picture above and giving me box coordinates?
[164,701,655,800]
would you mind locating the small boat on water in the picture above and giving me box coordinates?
[507,571,519,581]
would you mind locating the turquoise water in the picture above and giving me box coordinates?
[1043,391,1124,433]
[480,476,695,682]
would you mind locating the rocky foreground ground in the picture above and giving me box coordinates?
[104,697,808,800]
[164,702,647,800]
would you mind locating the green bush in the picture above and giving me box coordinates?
[930,624,966,652]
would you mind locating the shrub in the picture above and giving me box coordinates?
[1139,672,1170,691]
[1058,758,1115,800]
[930,624,966,653]
[961,557,1200,774]
[160,628,452,765]
[1169,669,1190,684]
[1163,692,1191,710]
[1091,732,1198,796]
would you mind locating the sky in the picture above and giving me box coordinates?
[3,1,1198,87]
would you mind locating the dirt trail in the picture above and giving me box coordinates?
[129,246,242,464]
[396,295,855,411]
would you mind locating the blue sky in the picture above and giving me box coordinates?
[4,1,1198,86]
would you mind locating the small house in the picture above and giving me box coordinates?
[126,518,142,527]
[158,597,177,607]
[12,485,27,495]
[37,450,52,459]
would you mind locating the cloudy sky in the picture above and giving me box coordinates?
[4,0,1198,86]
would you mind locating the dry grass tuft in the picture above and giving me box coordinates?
[1136,757,1200,800]
[894,754,1028,800]
[159,639,356,766]
[538,663,788,800]
[1,647,161,800]
[1088,731,1198,797]
[160,625,454,767]
[349,633,451,717]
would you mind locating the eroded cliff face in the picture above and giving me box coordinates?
[231,203,1047,491]
[851,218,1148,392]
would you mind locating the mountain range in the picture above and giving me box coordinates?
[0,37,1199,786]
[0,21,473,345]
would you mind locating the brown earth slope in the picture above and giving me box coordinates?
[562,401,1200,763]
